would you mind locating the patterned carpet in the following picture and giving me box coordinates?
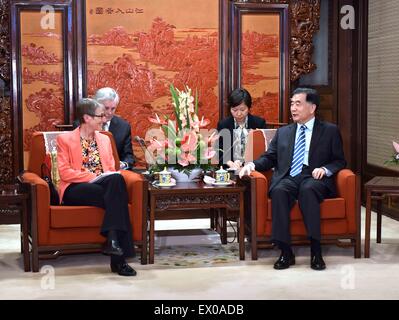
[154,243,240,268]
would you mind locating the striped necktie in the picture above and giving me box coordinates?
[289,124,306,177]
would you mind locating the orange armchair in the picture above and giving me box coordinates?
[21,131,148,272]
[244,130,361,260]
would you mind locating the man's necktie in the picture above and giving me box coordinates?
[289,124,306,177]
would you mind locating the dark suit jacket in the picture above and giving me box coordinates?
[73,116,135,169]
[253,118,346,195]
[108,116,135,169]
[217,113,267,165]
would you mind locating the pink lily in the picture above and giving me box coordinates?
[207,131,219,145]
[147,138,165,152]
[178,152,197,167]
[192,116,211,130]
[203,147,216,160]
[148,113,167,125]
[393,141,399,153]
[181,131,198,152]
[199,116,211,128]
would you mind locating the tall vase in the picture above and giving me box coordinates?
[168,167,203,182]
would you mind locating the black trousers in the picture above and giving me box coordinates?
[63,174,135,258]
[270,167,333,245]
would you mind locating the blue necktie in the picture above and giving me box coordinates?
[290,125,306,177]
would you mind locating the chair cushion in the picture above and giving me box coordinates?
[50,206,105,228]
[267,198,346,220]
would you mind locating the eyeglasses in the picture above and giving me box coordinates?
[88,113,106,118]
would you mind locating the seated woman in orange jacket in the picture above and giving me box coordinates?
[57,98,136,276]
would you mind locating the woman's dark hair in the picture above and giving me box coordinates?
[76,98,103,124]
[228,88,252,109]
[292,87,320,109]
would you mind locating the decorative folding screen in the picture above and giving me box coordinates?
[11,1,74,171]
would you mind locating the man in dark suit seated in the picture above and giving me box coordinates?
[240,88,346,271]
[74,87,135,170]
[217,88,267,169]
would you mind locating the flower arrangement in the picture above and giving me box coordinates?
[385,141,399,165]
[146,84,218,174]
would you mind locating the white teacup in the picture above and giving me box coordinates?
[215,166,230,183]
[159,167,172,185]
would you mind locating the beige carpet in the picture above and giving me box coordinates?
[1,208,399,299]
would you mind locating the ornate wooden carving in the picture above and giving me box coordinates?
[0,0,10,83]
[289,0,321,81]
[155,193,240,211]
[0,0,12,183]
[234,0,321,82]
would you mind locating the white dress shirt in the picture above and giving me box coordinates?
[102,120,111,132]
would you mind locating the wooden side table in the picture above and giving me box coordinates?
[364,176,399,258]
[148,182,246,264]
[0,183,31,271]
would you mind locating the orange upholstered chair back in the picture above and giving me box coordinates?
[244,129,277,162]
[28,131,120,176]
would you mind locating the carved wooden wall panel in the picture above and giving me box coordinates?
[289,0,321,82]
[222,0,320,123]
[229,2,290,122]
[10,1,74,175]
[233,0,321,83]
[0,0,12,183]
[20,11,65,168]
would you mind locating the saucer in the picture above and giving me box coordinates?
[212,181,233,186]
[156,181,177,187]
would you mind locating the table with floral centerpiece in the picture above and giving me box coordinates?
[147,180,246,264]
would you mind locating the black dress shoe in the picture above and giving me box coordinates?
[273,253,295,270]
[102,239,124,256]
[111,262,137,276]
[311,254,326,271]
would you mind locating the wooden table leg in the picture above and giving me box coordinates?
[239,192,245,260]
[210,208,215,230]
[376,199,382,244]
[221,208,227,245]
[149,195,155,264]
[365,190,371,258]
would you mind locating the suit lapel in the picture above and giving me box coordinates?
[95,131,105,158]
[247,114,253,129]
[287,123,297,161]
[72,128,83,169]
[109,117,116,132]
[309,119,323,160]
[228,117,235,130]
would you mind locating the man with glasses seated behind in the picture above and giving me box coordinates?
[57,98,137,276]
[73,87,135,170]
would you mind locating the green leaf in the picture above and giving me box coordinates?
[185,102,190,129]
[170,84,182,131]
[167,119,177,139]
[161,124,173,142]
